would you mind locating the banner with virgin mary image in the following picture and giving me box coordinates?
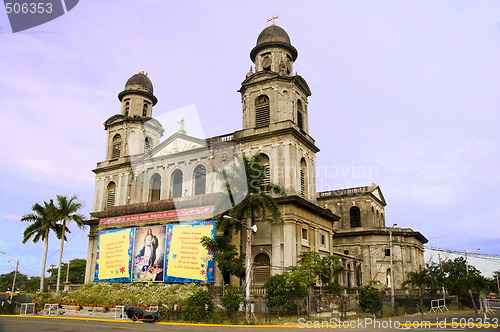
[131,225,166,282]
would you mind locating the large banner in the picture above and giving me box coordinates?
[95,228,134,282]
[95,221,214,283]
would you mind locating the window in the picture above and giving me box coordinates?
[350,206,361,228]
[149,173,161,201]
[142,103,148,117]
[300,158,307,196]
[253,253,271,284]
[297,100,304,131]
[321,234,326,246]
[344,250,349,255]
[111,134,121,159]
[106,182,116,207]
[302,228,308,240]
[125,101,130,117]
[194,165,206,195]
[259,154,270,191]
[171,169,183,198]
[385,248,391,257]
[255,95,270,127]
[145,136,152,150]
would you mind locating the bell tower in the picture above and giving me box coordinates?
[237,24,319,200]
[103,72,164,161]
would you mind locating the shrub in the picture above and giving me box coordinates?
[183,289,213,322]
[359,281,383,315]
[220,285,241,318]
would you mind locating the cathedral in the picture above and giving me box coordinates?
[84,23,427,291]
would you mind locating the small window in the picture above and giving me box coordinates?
[194,165,206,195]
[171,169,183,198]
[142,103,148,117]
[321,234,326,246]
[145,136,152,150]
[125,102,130,117]
[259,154,270,192]
[106,182,116,207]
[111,134,121,159]
[297,100,304,131]
[255,95,270,128]
[149,173,161,201]
[385,248,391,257]
[302,228,308,240]
[344,250,349,255]
[350,206,361,228]
[300,158,307,196]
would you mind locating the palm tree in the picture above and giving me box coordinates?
[404,268,432,321]
[54,195,85,294]
[217,153,286,322]
[21,200,61,292]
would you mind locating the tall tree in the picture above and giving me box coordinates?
[54,195,85,294]
[20,200,61,291]
[217,153,286,322]
[403,268,433,321]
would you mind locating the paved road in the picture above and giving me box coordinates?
[1,313,499,332]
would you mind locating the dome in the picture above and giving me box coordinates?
[118,71,158,105]
[250,25,298,62]
[124,71,153,94]
[256,25,291,46]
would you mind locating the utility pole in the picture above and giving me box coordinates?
[389,223,397,315]
[65,261,70,283]
[7,260,19,302]
[223,215,257,323]
[464,248,480,317]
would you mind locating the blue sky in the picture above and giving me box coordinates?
[0,1,499,279]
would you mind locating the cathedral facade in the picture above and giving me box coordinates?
[84,24,427,291]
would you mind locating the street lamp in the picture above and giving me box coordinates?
[464,248,480,275]
[223,215,257,323]
[389,223,398,315]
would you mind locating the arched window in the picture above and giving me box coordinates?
[259,154,270,191]
[111,134,121,159]
[350,206,361,228]
[253,253,271,284]
[149,173,161,201]
[194,165,206,195]
[145,136,152,150]
[255,95,270,128]
[142,103,148,117]
[106,182,116,207]
[171,169,183,198]
[300,158,307,196]
[297,99,304,131]
[125,101,130,117]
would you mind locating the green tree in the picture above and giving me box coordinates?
[264,273,288,316]
[403,268,433,320]
[20,200,61,291]
[46,258,86,285]
[54,195,85,293]
[359,280,383,316]
[216,153,286,322]
[0,271,39,293]
[220,285,241,318]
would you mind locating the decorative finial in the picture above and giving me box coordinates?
[267,13,279,25]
